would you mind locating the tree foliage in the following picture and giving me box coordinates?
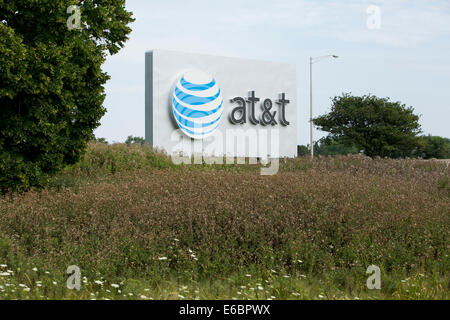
[315,138,359,156]
[297,145,309,157]
[125,135,146,147]
[297,139,359,157]
[313,94,422,158]
[413,135,450,159]
[0,0,134,192]
[93,137,108,144]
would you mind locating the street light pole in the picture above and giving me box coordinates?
[309,55,339,159]
[310,57,313,159]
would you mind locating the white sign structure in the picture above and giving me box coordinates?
[145,50,297,158]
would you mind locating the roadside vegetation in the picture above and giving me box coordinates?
[0,143,448,300]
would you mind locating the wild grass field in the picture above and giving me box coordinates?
[0,143,448,300]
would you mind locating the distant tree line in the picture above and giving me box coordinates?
[298,139,359,157]
[413,135,450,159]
[90,135,146,147]
[125,136,146,146]
[298,135,449,159]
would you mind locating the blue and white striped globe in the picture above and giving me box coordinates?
[172,70,223,139]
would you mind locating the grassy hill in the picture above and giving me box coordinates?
[0,143,448,300]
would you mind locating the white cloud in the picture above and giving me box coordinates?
[217,0,450,47]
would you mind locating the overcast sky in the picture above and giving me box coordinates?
[96,0,450,145]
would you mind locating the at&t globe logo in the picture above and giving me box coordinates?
[172,70,224,139]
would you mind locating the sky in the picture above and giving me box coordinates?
[96,0,450,145]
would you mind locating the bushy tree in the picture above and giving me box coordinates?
[314,94,421,158]
[93,137,108,144]
[297,145,310,157]
[414,135,450,159]
[125,135,146,147]
[0,1,134,192]
[314,138,359,156]
[297,139,359,158]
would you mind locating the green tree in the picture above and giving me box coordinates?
[315,138,359,156]
[0,1,134,193]
[313,94,421,158]
[125,135,146,147]
[297,139,359,157]
[94,137,108,145]
[297,145,310,157]
[414,135,450,159]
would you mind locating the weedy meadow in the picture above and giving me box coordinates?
[0,143,448,300]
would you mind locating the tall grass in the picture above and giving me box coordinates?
[0,143,448,300]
